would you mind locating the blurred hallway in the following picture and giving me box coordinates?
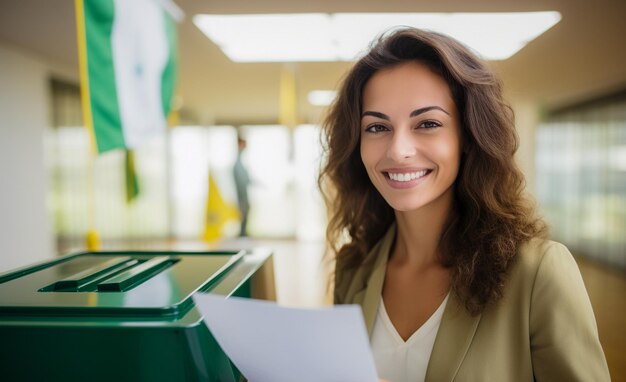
[2,0,626,379]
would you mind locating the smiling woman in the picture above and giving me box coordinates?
[319,27,610,382]
[360,61,462,213]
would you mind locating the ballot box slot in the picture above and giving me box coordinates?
[39,257,137,292]
[97,256,177,292]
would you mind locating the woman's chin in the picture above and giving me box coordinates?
[385,199,426,213]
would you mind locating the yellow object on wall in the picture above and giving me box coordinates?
[279,64,298,127]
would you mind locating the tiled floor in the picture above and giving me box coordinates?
[216,237,332,307]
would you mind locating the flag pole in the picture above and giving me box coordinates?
[85,153,101,251]
[75,0,100,250]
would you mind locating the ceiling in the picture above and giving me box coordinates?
[1,0,626,125]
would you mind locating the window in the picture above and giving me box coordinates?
[536,94,626,269]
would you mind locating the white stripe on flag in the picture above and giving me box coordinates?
[112,0,170,149]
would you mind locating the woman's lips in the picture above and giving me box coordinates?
[383,169,432,189]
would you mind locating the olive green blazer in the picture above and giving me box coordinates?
[334,225,611,381]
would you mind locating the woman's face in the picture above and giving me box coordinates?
[360,61,462,212]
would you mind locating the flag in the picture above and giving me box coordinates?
[204,174,240,243]
[124,149,139,202]
[76,0,179,153]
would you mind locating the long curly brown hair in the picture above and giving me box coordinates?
[319,27,547,314]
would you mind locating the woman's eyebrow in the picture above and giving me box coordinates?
[362,106,449,120]
[410,106,450,117]
[361,111,389,120]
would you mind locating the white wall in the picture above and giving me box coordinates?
[0,43,55,273]
[511,99,540,198]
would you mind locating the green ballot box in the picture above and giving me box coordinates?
[0,249,275,382]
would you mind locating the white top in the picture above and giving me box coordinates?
[371,294,449,382]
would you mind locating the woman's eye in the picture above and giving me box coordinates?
[419,120,441,129]
[365,124,388,133]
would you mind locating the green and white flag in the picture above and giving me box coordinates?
[76,0,180,153]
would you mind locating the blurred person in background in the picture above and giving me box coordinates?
[320,27,610,381]
[234,132,251,237]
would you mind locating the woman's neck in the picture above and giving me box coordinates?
[392,188,454,270]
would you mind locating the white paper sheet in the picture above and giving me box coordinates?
[192,293,379,382]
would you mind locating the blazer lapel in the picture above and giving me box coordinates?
[361,225,396,336]
[425,292,482,381]
[351,223,482,381]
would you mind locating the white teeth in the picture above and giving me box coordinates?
[388,170,428,182]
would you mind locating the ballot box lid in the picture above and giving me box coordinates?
[0,250,244,319]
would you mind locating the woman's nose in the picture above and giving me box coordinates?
[387,129,417,161]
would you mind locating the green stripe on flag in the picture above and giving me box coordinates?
[79,0,177,154]
[125,149,140,203]
[161,12,177,118]
[83,0,125,153]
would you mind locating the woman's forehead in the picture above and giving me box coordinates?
[361,61,456,114]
